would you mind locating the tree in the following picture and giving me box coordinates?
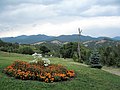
[89,50,102,69]
[39,46,50,56]
[60,42,90,63]
[99,45,120,67]
[60,42,78,59]
[18,46,34,55]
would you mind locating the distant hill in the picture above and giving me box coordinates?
[1,34,120,44]
[53,34,96,42]
[113,36,120,40]
[1,34,54,44]
[83,38,120,48]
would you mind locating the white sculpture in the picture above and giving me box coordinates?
[32,52,42,59]
[29,53,42,63]
[42,58,50,66]
[30,53,50,66]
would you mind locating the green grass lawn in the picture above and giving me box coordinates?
[0,51,120,90]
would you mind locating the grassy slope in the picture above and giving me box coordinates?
[0,51,120,90]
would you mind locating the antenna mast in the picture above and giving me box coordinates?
[78,28,82,62]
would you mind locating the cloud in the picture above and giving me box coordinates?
[0,0,120,37]
[0,16,120,38]
[0,0,62,12]
[0,0,119,24]
[81,5,120,16]
[0,3,58,24]
[0,0,62,6]
[96,0,120,5]
[55,0,95,16]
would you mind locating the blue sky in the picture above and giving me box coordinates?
[0,0,120,38]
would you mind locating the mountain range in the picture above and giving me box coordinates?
[1,34,120,44]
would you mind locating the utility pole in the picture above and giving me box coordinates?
[78,28,82,63]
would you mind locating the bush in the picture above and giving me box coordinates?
[18,47,34,55]
[39,46,50,56]
[3,60,75,83]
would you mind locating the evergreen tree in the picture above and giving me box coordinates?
[89,50,102,69]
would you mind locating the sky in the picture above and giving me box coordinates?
[0,0,120,38]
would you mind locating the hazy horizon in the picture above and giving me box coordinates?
[0,33,120,39]
[0,0,120,38]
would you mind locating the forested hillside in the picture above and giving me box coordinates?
[0,38,120,67]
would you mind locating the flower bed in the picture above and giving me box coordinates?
[3,60,75,83]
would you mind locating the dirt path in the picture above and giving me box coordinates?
[102,66,120,76]
[70,62,88,67]
[70,62,120,76]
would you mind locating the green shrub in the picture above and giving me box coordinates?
[18,46,34,55]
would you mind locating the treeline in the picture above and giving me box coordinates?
[59,42,120,67]
[99,45,120,67]
[0,39,120,67]
[0,39,19,53]
[0,39,51,55]
[60,42,90,63]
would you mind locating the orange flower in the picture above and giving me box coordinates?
[3,60,75,83]
[17,69,21,72]
[50,78,54,82]
[67,70,75,77]
[45,78,49,82]
[59,74,66,77]
[40,75,45,79]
